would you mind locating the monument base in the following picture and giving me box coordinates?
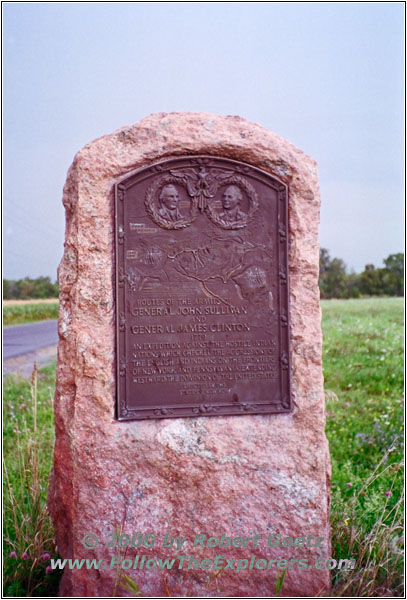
[48,112,331,597]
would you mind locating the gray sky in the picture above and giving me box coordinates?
[3,2,404,280]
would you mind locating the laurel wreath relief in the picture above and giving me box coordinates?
[145,167,259,230]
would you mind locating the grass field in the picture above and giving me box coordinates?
[322,297,404,596]
[3,297,404,597]
[3,364,61,596]
[3,302,59,326]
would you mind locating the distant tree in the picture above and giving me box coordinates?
[2,276,58,300]
[319,248,348,298]
[319,248,333,298]
[16,278,36,299]
[359,264,386,296]
[31,276,58,298]
[345,271,361,298]
[3,279,11,300]
[320,249,405,299]
[319,248,331,278]
[382,253,404,296]
[4,279,19,299]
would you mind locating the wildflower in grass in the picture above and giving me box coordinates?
[9,551,17,559]
[45,566,53,575]
[22,552,29,560]
[345,402,350,407]
[385,491,392,497]
[346,482,353,487]
[42,553,51,560]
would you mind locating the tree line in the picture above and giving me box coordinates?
[319,250,404,299]
[2,251,404,300]
[3,276,59,300]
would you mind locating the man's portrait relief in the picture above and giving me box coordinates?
[218,185,247,225]
[145,177,198,229]
[204,177,258,229]
[157,184,183,222]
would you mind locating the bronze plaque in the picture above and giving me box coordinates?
[115,156,291,420]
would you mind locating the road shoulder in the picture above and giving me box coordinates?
[3,345,57,378]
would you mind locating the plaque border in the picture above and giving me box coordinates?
[115,156,291,420]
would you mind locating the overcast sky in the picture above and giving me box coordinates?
[3,2,404,280]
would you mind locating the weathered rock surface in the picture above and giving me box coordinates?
[48,112,331,597]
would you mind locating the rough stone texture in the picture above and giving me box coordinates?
[48,112,331,597]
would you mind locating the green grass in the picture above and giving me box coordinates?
[322,297,404,596]
[3,364,62,597]
[3,303,58,326]
[2,298,404,596]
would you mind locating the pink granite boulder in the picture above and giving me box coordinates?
[48,112,331,597]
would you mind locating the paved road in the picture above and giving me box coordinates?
[4,320,58,360]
